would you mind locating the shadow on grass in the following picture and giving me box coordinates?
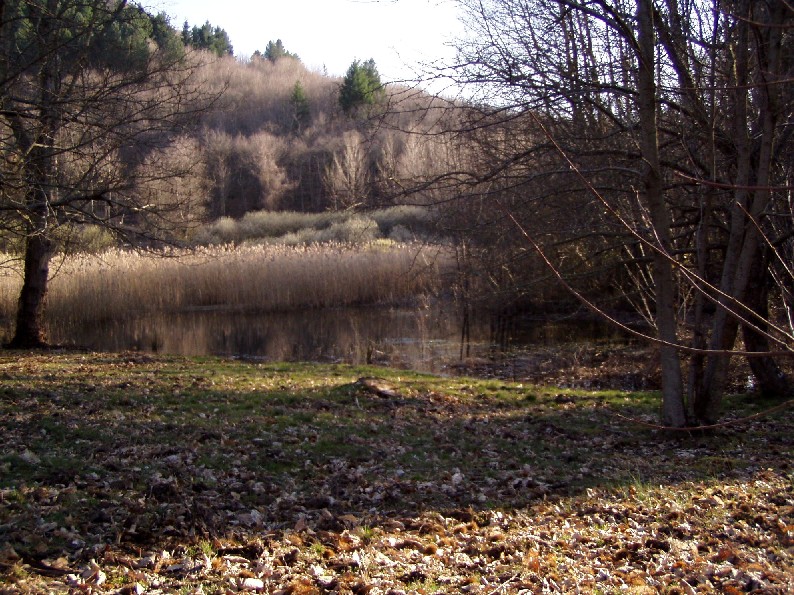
[0,352,791,559]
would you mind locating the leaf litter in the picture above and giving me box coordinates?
[0,352,791,593]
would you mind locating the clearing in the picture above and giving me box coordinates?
[0,352,791,593]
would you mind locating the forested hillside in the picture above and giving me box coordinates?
[142,28,458,220]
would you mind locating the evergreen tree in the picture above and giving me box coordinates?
[339,59,384,116]
[149,12,184,58]
[264,39,299,62]
[86,3,154,70]
[290,81,311,133]
[187,20,233,56]
[209,25,233,56]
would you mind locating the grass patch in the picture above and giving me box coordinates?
[0,351,791,593]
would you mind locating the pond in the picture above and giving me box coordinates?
[47,304,632,374]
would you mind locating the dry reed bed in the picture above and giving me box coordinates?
[0,243,451,328]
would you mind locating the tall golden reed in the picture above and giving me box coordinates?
[0,242,451,332]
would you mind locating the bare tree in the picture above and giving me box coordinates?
[0,0,217,347]
[324,130,373,210]
[424,0,794,424]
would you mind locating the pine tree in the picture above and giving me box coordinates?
[150,12,184,58]
[264,39,299,62]
[290,81,311,133]
[339,59,384,116]
[186,20,233,56]
[208,26,233,56]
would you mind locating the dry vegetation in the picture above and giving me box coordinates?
[0,352,791,593]
[165,51,463,217]
[0,242,451,336]
[193,207,436,246]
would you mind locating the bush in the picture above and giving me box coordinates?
[238,210,342,238]
[388,224,415,242]
[371,205,434,237]
[205,216,240,244]
[193,206,436,246]
[315,217,379,243]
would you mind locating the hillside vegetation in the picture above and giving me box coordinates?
[160,49,459,219]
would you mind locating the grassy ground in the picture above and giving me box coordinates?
[0,351,791,593]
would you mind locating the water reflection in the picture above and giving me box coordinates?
[51,306,477,373]
[49,306,631,373]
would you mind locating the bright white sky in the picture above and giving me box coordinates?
[153,0,464,83]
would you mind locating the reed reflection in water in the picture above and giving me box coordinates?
[48,304,633,373]
[50,305,480,372]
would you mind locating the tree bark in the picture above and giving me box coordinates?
[9,231,53,348]
[696,0,784,422]
[742,256,791,398]
[636,0,687,427]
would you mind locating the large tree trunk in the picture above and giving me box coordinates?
[695,0,784,422]
[7,0,59,349]
[636,0,686,427]
[694,0,752,422]
[742,256,791,398]
[9,231,53,349]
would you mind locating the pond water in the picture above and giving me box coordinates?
[48,305,632,374]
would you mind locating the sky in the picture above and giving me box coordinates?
[153,0,465,83]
